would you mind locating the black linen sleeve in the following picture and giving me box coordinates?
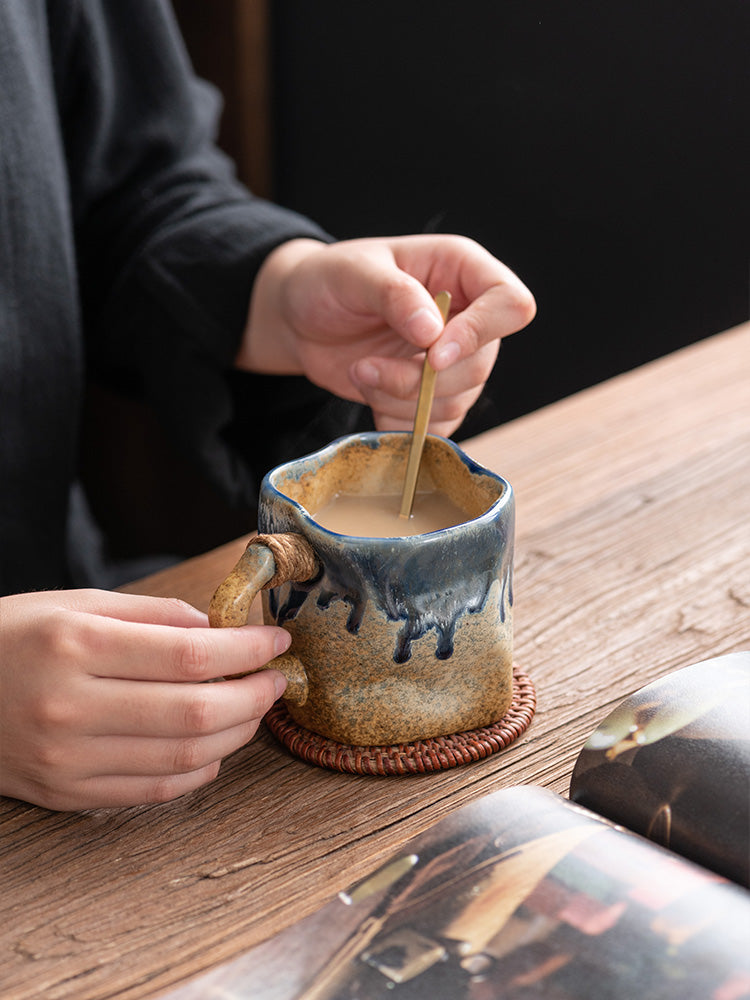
[53,0,366,506]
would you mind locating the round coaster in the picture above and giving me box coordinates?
[264,665,536,776]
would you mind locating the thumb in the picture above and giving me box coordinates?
[395,287,446,349]
[340,252,446,348]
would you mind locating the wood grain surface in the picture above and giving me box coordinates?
[2,323,748,1000]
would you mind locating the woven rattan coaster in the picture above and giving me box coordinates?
[264,665,536,775]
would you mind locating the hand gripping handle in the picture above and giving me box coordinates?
[208,533,320,706]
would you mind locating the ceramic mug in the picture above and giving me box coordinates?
[208,432,514,745]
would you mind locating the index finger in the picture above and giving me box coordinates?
[387,236,536,370]
[71,611,292,683]
[429,277,536,371]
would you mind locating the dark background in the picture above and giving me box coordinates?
[87,1,749,565]
[267,0,748,434]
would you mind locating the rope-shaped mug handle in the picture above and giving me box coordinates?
[208,533,320,705]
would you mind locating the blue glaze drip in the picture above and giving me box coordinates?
[258,432,514,667]
[269,519,512,665]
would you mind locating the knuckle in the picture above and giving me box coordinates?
[34,609,85,665]
[41,791,73,812]
[462,314,485,355]
[430,387,482,437]
[146,774,184,805]
[442,398,467,423]
[147,763,220,805]
[182,690,219,735]
[174,632,211,680]
[171,737,204,774]
[382,356,424,401]
[454,234,479,256]
[30,735,67,771]
[30,690,76,735]
[393,366,422,401]
[383,268,414,300]
[383,273,423,320]
[28,782,74,812]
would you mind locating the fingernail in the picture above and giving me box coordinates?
[353,359,380,388]
[274,630,292,656]
[432,341,461,368]
[405,307,442,345]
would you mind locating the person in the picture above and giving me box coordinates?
[0,0,535,811]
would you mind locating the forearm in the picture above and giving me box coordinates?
[58,1,331,379]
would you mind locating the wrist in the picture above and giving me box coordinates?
[235,238,325,374]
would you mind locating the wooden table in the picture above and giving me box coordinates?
[2,323,749,1000]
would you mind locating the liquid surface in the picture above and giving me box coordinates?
[312,490,469,537]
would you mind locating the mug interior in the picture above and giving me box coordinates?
[268,433,505,530]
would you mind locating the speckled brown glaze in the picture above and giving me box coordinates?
[210,432,514,745]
